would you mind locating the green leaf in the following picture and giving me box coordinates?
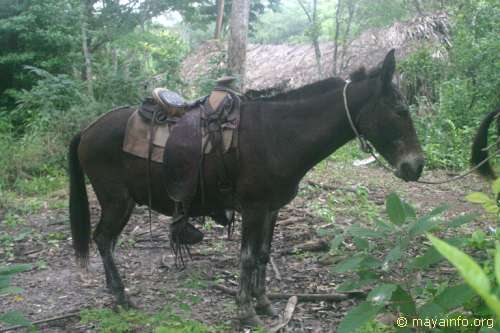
[332,255,380,273]
[419,284,475,317]
[0,264,32,276]
[386,193,406,225]
[330,235,344,253]
[466,192,493,204]
[337,302,383,333]
[495,246,500,288]
[428,235,491,293]
[391,286,417,317]
[408,247,442,270]
[409,217,442,237]
[428,234,500,318]
[0,310,30,326]
[332,256,365,273]
[347,224,385,238]
[368,284,398,304]
[447,214,477,228]
[384,244,403,267]
[492,179,500,196]
[402,202,417,220]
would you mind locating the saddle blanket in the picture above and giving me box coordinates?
[122,109,237,163]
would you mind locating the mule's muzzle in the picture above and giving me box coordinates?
[395,155,425,182]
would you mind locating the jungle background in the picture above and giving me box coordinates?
[0,0,499,332]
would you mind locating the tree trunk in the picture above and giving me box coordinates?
[332,0,342,76]
[228,0,250,91]
[214,0,225,39]
[339,1,355,73]
[297,0,323,78]
[311,0,323,78]
[80,0,94,99]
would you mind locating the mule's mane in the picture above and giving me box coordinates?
[249,76,345,102]
[248,65,381,102]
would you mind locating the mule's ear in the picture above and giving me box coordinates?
[381,49,396,86]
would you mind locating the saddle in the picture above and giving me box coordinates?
[122,77,241,251]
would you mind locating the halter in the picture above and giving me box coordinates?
[343,80,372,154]
[341,81,499,184]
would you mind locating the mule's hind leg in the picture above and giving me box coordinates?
[93,196,135,308]
[253,210,278,316]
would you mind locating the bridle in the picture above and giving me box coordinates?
[342,81,499,185]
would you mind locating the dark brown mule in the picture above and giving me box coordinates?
[471,108,500,179]
[68,50,424,327]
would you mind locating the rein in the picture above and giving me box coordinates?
[342,81,499,185]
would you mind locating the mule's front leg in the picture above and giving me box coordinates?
[253,211,278,316]
[238,208,268,327]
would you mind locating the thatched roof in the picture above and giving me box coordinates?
[181,12,449,92]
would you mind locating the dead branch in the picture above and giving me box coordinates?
[210,284,364,302]
[270,257,282,281]
[269,296,298,333]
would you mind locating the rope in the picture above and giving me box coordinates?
[342,82,497,185]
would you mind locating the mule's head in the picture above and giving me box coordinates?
[354,50,424,181]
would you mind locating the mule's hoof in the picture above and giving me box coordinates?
[255,303,277,316]
[239,314,264,328]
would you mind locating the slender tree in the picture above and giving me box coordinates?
[214,0,225,39]
[332,0,342,75]
[80,0,94,99]
[297,0,323,78]
[228,0,251,90]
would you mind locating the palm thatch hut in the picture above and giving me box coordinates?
[181,12,450,93]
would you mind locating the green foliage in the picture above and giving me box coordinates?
[400,0,500,170]
[334,192,481,332]
[80,306,221,333]
[0,263,32,327]
[428,235,500,318]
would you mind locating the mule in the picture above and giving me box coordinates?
[68,49,424,327]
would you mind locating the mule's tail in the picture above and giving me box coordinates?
[68,133,91,267]
[471,109,500,180]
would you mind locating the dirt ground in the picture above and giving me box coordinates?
[0,159,491,333]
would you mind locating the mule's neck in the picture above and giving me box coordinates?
[260,79,375,181]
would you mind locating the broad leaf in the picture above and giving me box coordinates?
[495,246,500,288]
[337,302,383,333]
[348,224,385,239]
[408,247,442,270]
[492,179,500,196]
[447,214,477,228]
[0,310,30,326]
[391,286,417,317]
[368,283,398,304]
[466,192,493,204]
[383,244,403,268]
[419,283,475,317]
[0,264,32,276]
[386,193,406,225]
[332,256,365,273]
[428,235,500,318]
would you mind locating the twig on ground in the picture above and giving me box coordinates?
[279,239,329,255]
[269,296,298,333]
[210,284,364,301]
[0,310,80,332]
[270,257,281,281]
